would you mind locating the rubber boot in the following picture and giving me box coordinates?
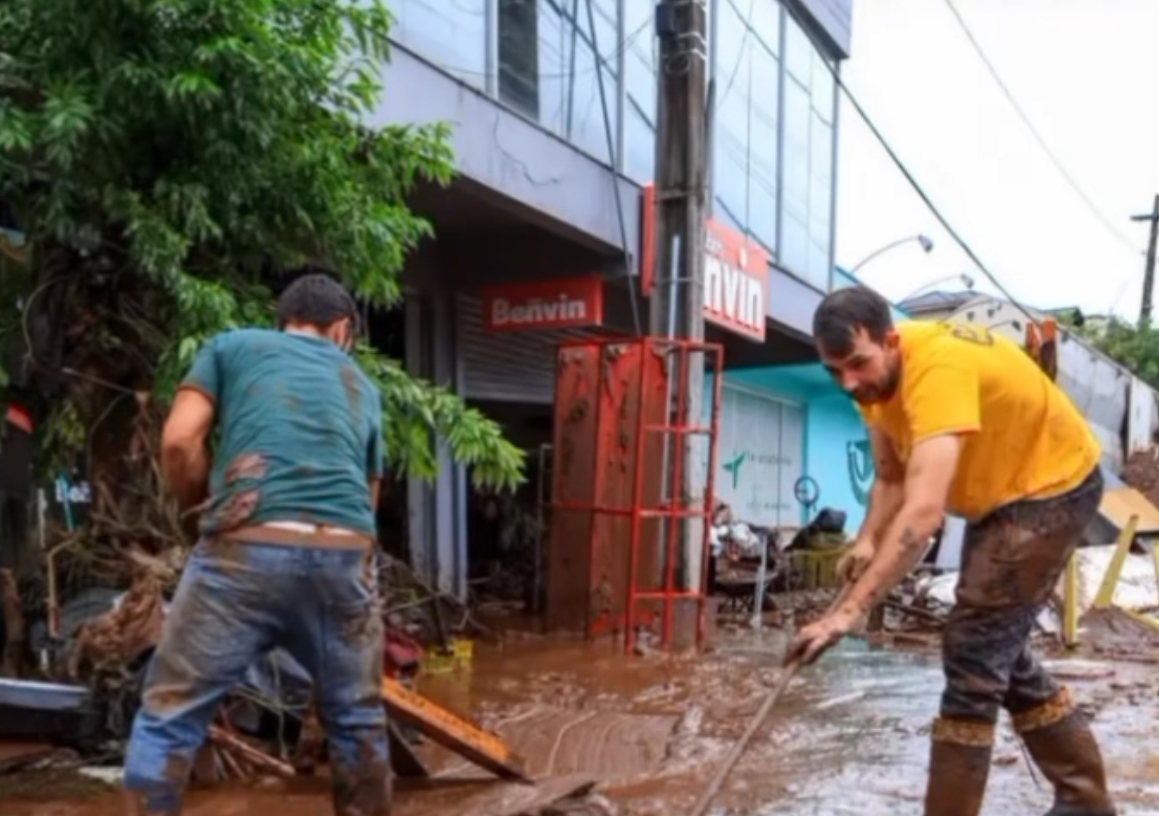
[331,758,392,816]
[923,718,994,816]
[1014,688,1116,816]
[122,789,179,816]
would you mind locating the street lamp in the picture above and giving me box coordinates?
[849,234,935,274]
[899,273,975,302]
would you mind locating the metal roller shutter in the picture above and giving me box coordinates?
[457,295,608,404]
[714,385,806,528]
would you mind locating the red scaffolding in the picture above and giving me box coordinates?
[548,335,724,653]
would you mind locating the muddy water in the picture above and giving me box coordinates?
[423,632,1159,816]
[4,631,1159,816]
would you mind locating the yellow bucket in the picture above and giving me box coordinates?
[785,547,850,590]
[420,638,474,675]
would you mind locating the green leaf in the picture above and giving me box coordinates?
[0,0,521,490]
[355,345,526,491]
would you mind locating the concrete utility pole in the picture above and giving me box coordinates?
[1131,194,1159,325]
[650,0,709,612]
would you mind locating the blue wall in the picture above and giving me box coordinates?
[700,266,904,535]
[805,392,872,532]
[706,363,872,533]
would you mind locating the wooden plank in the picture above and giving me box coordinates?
[0,741,53,773]
[388,722,431,779]
[381,676,529,782]
[1101,488,1159,535]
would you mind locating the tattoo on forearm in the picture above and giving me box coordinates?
[900,527,924,551]
[855,526,926,612]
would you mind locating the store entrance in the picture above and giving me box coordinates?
[364,303,409,562]
[464,399,554,621]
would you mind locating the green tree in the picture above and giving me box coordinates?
[0,0,523,552]
[1074,317,1159,389]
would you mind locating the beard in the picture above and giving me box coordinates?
[851,364,900,406]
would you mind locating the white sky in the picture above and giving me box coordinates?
[835,0,1159,318]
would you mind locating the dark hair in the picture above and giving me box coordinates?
[813,286,894,356]
[277,273,359,332]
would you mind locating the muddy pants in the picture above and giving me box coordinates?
[123,538,388,815]
[938,467,1101,735]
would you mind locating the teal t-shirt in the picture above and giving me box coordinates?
[181,328,384,538]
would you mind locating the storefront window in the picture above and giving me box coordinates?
[706,2,837,289]
[808,50,837,287]
[710,0,781,254]
[711,0,750,233]
[747,39,779,253]
[387,0,488,90]
[386,0,838,284]
[776,12,834,290]
[497,0,620,166]
[779,70,811,279]
[623,1,657,182]
[808,104,834,287]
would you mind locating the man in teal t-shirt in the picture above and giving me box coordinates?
[123,274,389,816]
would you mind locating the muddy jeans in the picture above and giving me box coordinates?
[123,537,388,815]
[940,467,1103,726]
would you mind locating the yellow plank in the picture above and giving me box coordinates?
[1122,608,1159,634]
[381,676,529,781]
[1094,514,1139,610]
[1152,539,1159,607]
[1063,551,1080,648]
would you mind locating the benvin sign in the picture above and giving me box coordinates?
[702,220,768,342]
[640,185,769,343]
[481,275,605,333]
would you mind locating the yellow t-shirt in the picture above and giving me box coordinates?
[858,321,1100,521]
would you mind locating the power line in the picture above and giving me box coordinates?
[941,0,1142,257]
[715,0,756,110]
[782,3,1038,324]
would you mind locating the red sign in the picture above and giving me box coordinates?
[481,275,605,333]
[640,185,769,343]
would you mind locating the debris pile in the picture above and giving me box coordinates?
[1124,445,1159,507]
[710,503,768,561]
[68,568,165,681]
[0,536,540,809]
[199,725,296,783]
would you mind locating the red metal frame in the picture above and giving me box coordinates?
[550,335,724,653]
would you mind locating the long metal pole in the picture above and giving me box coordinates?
[1131,194,1159,325]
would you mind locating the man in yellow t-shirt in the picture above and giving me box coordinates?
[787,287,1112,816]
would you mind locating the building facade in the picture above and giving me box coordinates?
[372,0,854,594]
[704,268,907,539]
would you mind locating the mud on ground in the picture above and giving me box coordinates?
[3,630,1159,816]
[415,631,1159,816]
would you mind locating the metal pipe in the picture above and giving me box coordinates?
[698,344,725,645]
[625,338,653,653]
[664,343,691,646]
[656,235,682,586]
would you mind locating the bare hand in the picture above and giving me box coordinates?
[785,607,860,667]
[836,537,876,584]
